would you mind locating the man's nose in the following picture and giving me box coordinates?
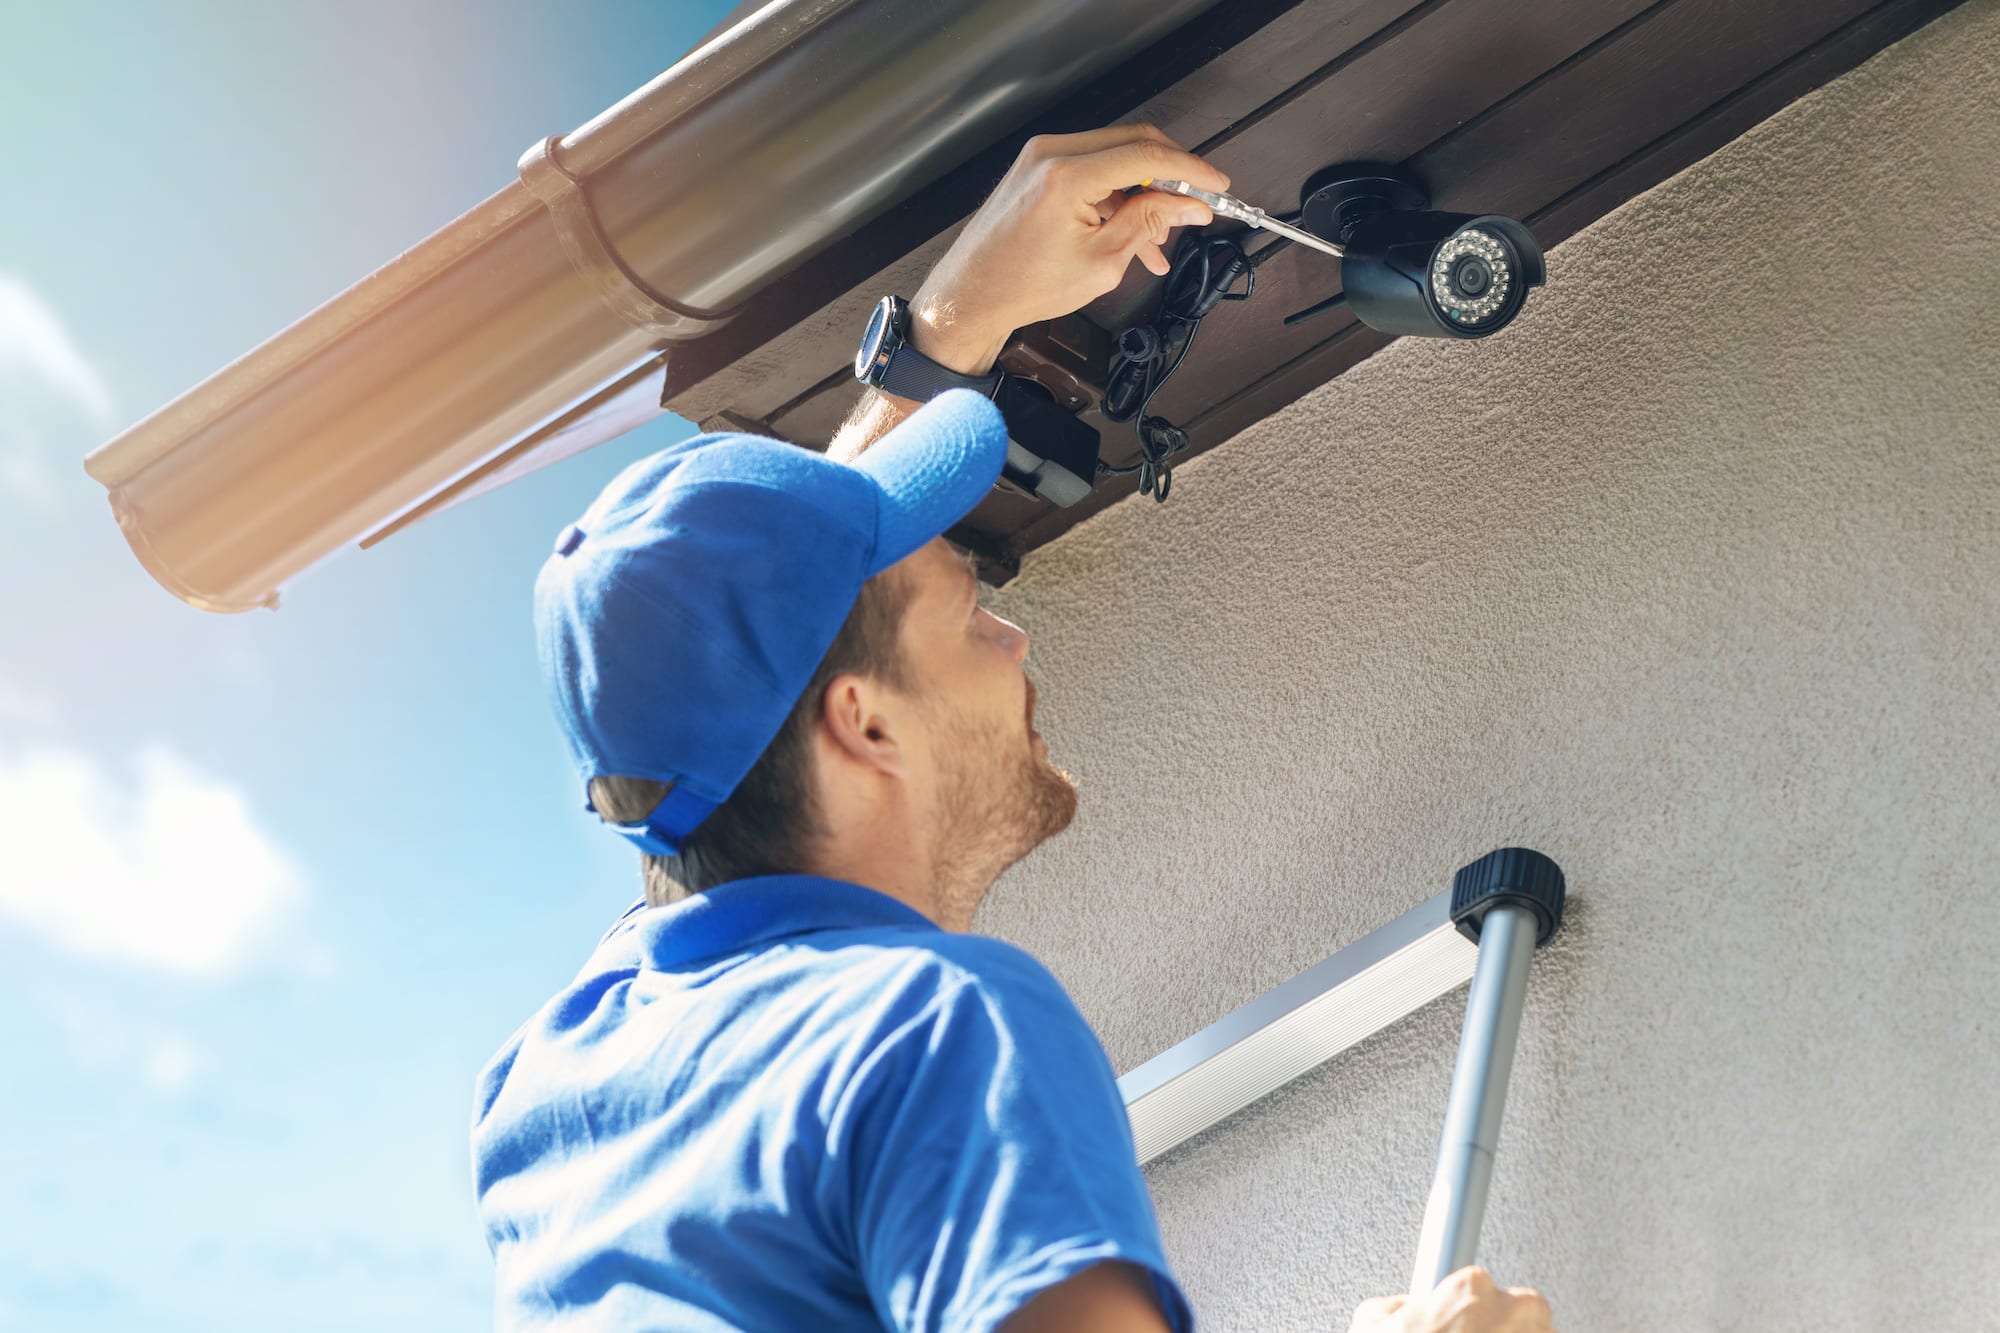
[992,613,1030,664]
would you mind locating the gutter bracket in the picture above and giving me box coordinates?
[518,135,740,342]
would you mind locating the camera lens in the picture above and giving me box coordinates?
[1451,256,1491,297]
[1429,226,1515,329]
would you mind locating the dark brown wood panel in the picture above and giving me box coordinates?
[743,0,1730,486]
[993,0,1960,566]
[1140,0,1883,438]
[1112,0,1427,152]
[662,0,1421,423]
[1139,0,1892,430]
[713,0,1447,437]
[1414,0,1880,213]
[769,377,862,445]
[764,0,1656,457]
[1527,0,1960,245]
[1121,0,1665,430]
[657,0,1965,581]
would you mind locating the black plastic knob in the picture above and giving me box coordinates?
[1449,847,1565,947]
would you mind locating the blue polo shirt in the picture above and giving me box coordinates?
[471,875,1191,1332]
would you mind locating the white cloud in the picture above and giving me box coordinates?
[0,745,305,977]
[0,273,115,508]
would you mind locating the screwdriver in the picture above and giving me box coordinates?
[1146,179,1345,259]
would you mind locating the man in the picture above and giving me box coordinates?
[473,123,1558,1333]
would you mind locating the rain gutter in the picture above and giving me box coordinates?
[83,0,1223,611]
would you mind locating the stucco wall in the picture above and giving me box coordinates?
[977,4,2000,1329]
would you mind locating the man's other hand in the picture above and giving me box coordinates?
[908,123,1230,375]
[1348,1267,1557,1333]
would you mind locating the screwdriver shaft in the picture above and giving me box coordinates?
[1148,179,1345,259]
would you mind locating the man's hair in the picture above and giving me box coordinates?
[588,568,913,906]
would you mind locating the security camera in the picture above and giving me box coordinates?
[1339,211,1543,338]
[1299,164,1546,339]
[1092,163,1547,507]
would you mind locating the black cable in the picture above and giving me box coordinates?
[1099,233,1293,500]
[1099,231,1287,502]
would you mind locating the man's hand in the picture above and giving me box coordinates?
[829,122,1227,463]
[908,122,1230,376]
[1349,1268,1556,1333]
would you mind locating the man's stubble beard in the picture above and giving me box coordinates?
[926,700,1078,931]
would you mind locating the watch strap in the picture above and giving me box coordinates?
[872,297,1004,401]
[880,346,1005,402]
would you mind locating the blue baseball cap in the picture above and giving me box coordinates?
[535,389,1009,856]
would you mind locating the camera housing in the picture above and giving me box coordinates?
[1300,164,1546,339]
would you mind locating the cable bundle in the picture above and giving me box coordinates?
[1100,231,1283,501]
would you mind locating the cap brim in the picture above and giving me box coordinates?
[849,388,1009,576]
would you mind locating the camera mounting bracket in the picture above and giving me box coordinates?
[1299,162,1431,246]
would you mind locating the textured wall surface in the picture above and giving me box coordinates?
[976,5,2000,1329]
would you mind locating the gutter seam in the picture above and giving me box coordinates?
[517,136,741,340]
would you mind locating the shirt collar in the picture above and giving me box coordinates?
[594,875,940,970]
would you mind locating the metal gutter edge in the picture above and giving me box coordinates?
[81,0,853,494]
[87,0,1227,611]
[79,183,533,493]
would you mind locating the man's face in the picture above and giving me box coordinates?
[891,539,1077,921]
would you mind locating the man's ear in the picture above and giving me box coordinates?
[816,672,912,779]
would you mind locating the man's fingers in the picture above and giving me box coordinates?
[911,121,1229,342]
[1096,191,1210,260]
[1346,1294,1407,1332]
[1060,138,1231,200]
[1443,1265,1498,1298]
[1506,1287,1553,1326]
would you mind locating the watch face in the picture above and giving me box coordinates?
[855,297,896,384]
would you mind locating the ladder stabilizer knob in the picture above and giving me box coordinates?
[1449,847,1565,947]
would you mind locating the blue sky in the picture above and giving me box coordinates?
[0,2,744,1326]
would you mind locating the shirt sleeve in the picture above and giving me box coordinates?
[822,945,1193,1333]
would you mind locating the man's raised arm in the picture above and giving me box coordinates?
[827,122,1224,461]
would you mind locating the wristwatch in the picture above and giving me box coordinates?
[854,296,1005,401]
[855,295,1102,509]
